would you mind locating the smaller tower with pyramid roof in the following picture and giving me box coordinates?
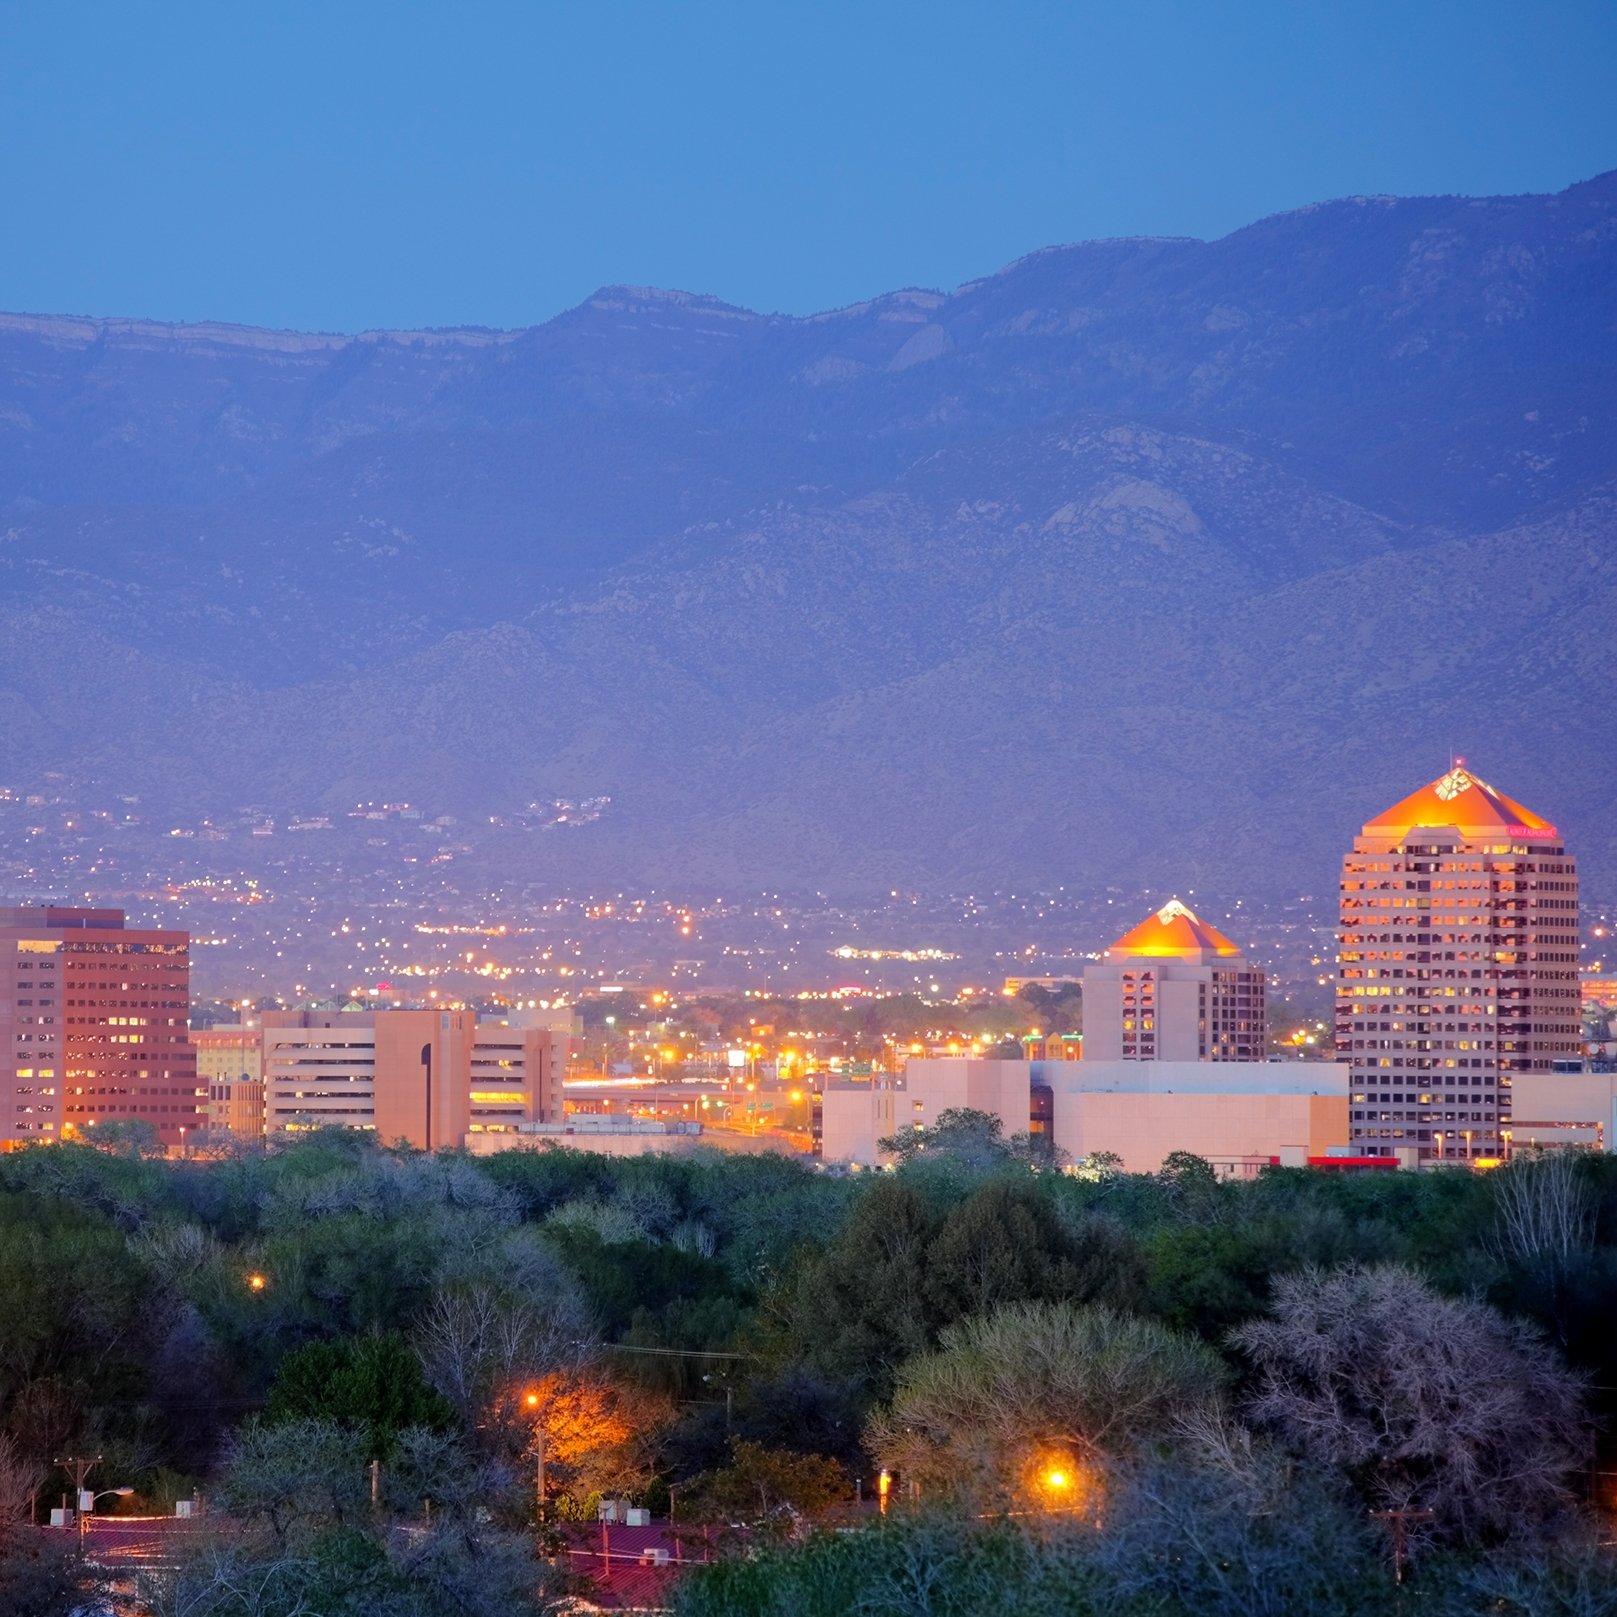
[1083,899,1267,1062]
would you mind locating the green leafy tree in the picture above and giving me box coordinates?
[1069,1149,1123,1182]
[923,1180,1123,1321]
[140,1487,571,1617]
[789,1178,939,1398]
[1156,1150,1224,1220]
[1144,1223,1276,1337]
[866,1301,1229,1512]
[541,1222,733,1336]
[880,1107,1012,1169]
[0,1193,167,1476]
[82,1118,163,1158]
[683,1439,848,1530]
[264,1334,454,1459]
[672,1514,1079,1617]
[881,1107,1066,1173]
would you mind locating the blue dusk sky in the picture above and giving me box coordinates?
[1,0,1613,333]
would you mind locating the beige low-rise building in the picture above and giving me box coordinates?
[192,1024,266,1142]
[819,1056,1349,1175]
[261,1006,572,1148]
[820,1083,902,1166]
[1505,1069,1617,1153]
[461,1116,788,1159]
[1047,1062,1348,1173]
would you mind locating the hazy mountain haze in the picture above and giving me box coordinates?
[1,174,1613,899]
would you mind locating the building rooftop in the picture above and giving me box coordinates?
[0,904,126,929]
[1106,899,1241,960]
[1362,766,1556,841]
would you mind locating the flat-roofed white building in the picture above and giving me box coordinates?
[1505,1068,1617,1153]
[819,1056,1348,1175]
[1044,1058,1348,1173]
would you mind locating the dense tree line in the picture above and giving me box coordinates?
[1,1116,1616,1612]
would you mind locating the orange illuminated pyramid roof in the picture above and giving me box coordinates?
[1363,767,1556,840]
[1107,899,1241,960]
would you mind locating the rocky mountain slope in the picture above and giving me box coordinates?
[1,173,1613,899]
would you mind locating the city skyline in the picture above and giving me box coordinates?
[1,11,1610,1604]
[8,759,1609,1167]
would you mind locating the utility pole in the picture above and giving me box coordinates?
[1370,1507,1435,1583]
[55,1454,99,1530]
[702,1373,732,1432]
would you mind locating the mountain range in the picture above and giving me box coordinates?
[1,171,1614,901]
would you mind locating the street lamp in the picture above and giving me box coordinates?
[1025,1444,1086,1513]
[54,1457,133,1542]
[525,1390,546,1521]
[79,1487,134,1540]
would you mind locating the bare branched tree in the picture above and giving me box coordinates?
[0,1433,42,1535]
[384,1519,579,1617]
[129,1221,225,1285]
[1447,1531,1617,1617]
[133,1540,321,1617]
[216,1418,369,1549]
[1089,1452,1390,1617]
[1492,1151,1595,1269]
[1232,1263,1590,1549]
[415,1278,594,1435]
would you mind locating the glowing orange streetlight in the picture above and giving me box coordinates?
[1029,1447,1087,1514]
[524,1389,546,1519]
[246,1272,267,1293]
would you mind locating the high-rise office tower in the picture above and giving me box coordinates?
[1338,767,1581,1161]
[0,905,201,1149]
[1082,899,1267,1062]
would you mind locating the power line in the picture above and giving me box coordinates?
[598,1342,757,1361]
